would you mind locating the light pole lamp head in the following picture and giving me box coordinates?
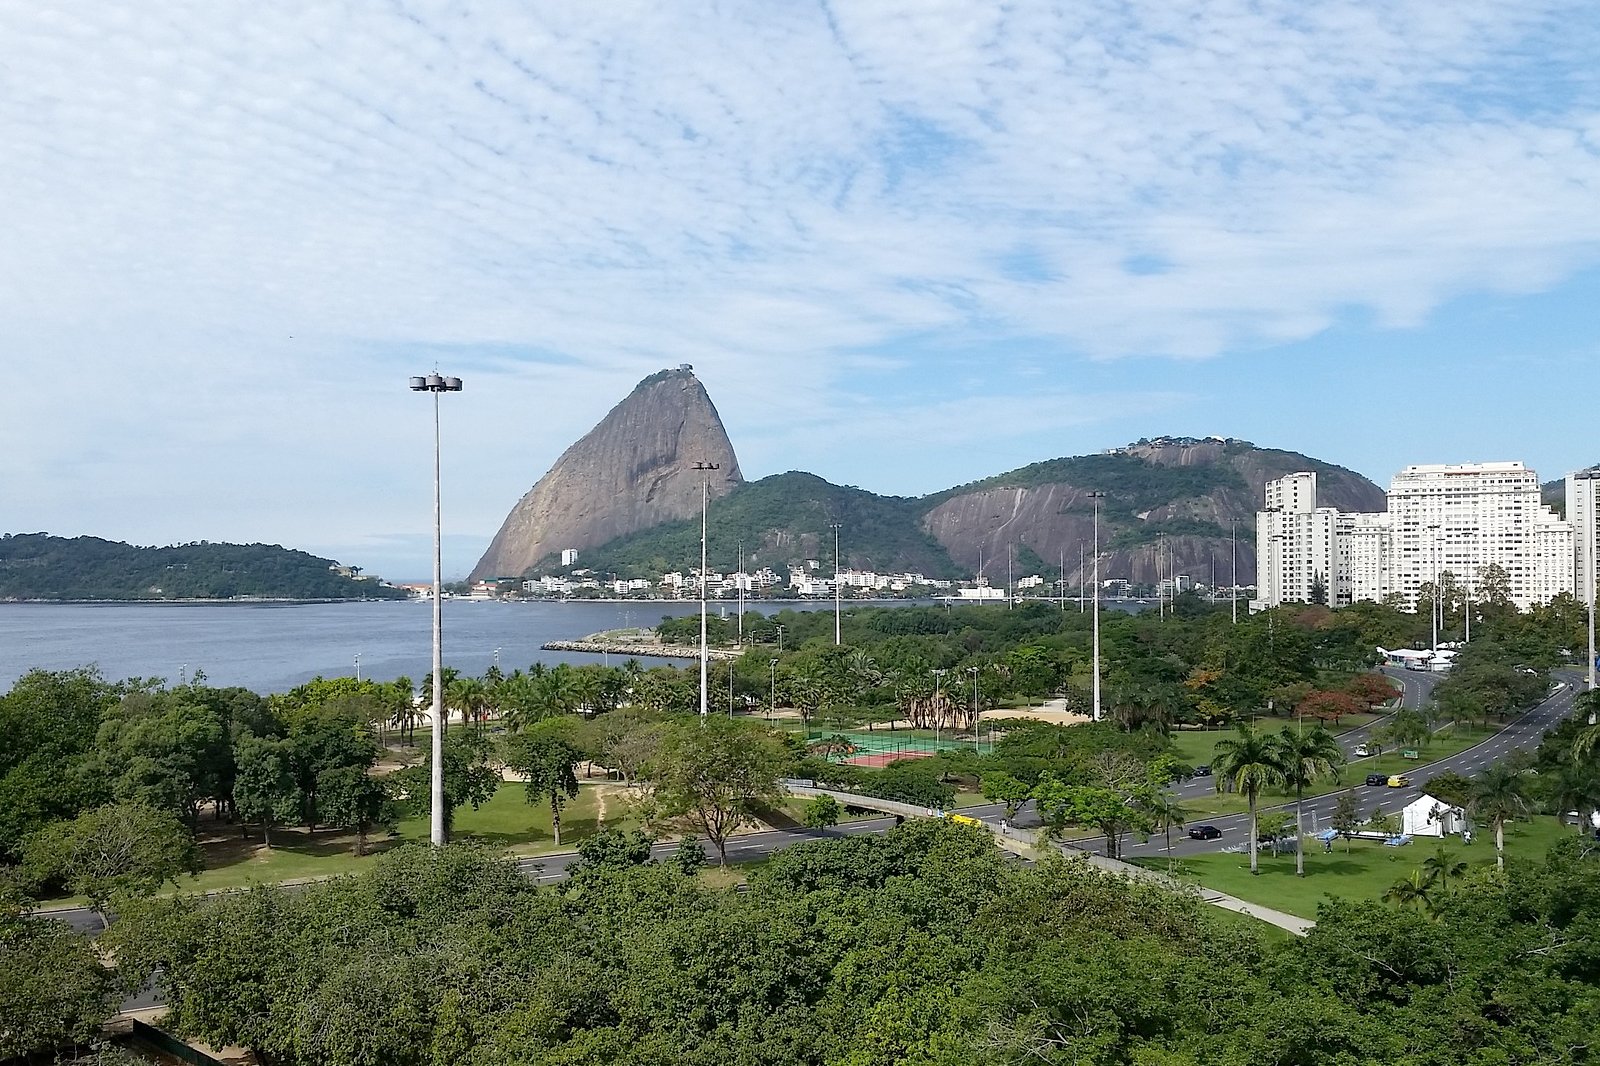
[409,376,428,391]
[442,376,462,392]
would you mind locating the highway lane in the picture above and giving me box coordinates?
[1122,669,1581,862]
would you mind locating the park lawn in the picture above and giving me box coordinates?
[1183,723,1500,818]
[1166,713,1385,765]
[1147,818,1573,920]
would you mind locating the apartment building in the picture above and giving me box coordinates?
[1253,462,1573,613]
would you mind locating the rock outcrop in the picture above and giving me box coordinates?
[921,438,1386,586]
[471,368,742,580]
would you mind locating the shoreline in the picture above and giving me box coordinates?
[0,596,398,606]
[541,638,743,662]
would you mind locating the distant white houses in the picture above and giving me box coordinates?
[560,548,580,567]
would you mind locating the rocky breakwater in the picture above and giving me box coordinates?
[542,634,742,662]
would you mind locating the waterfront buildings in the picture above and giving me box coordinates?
[1252,462,1574,613]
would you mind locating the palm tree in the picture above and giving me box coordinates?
[1141,790,1189,874]
[1212,721,1285,875]
[1550,762,1600,836]
[1274,724,1345,877]
[1383,869,1437,916]
[1469,765,1529,871]
[1421,845,1466,889]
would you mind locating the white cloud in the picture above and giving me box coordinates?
[1,0,1596,570]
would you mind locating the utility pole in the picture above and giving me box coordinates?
[1089,491,1105,722]
[1007,544,1013,609]
[1429,524,1441,656]
[1059,548,1066,612]
[737,539,745,644]
[1079,542,1085,612]
[769,658,778,722]
[693,461,720,721]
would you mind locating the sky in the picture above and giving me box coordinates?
[3,1,1598,581]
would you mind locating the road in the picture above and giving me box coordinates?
[1119,668,1579,861]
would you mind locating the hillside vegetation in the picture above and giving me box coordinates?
[540,472,960,580]
[0,534,404,601]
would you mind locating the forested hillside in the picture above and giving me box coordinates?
[542,471,960,580]
[0,534,405,600]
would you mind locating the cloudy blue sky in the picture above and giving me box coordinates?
[4,1,1598,580]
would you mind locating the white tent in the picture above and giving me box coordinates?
[1401,794,1465,838]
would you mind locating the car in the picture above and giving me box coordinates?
[1353,744,1372,757]
[1188,824,1222,840]
[1192,764,1212,777]
[1387,774,1411,788]
[1365,773,1389,786]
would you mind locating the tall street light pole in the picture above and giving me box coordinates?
[1428,524,1441,656]
[932,668,947,751]
[693,461,720,721]
[969,666,980,752]
[410,372,461,846]
[1089,491,1105,722]
[1578,469,1600,701]
[1230,519,1238,624]
[831,522,843,645]
[769,658,778,722]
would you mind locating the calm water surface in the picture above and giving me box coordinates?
[0,600,747,693]
[0,597,1150,694]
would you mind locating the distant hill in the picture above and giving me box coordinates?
[542,472,959,581]
[921,438,1387,586]
[0,534,406,601]
[471,368,742,581]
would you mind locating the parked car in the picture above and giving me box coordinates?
[1192,764,1212,777]
[1353,744,1372,757]
[1387,774,1411,788]
[1188,824,1222,840]
[1365,773,1389,786]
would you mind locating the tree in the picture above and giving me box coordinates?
[314,767,397,856]
[1211,722,1284,875]
[503,727,582,846]
[672,836,708,875]
[1420,845,1466,889]
[1365,804,1397,838]
[980,771,1031,820]
[1331,792,1362,852]
[1469,764,1530,870]
[653,718,787,864]
[1273,724,1344,876]
[232,734,302,848]
[21,803,199,928]
[0,905,116,1060]
[1382,869,1436,916]
[1141,789,1188,872]
[802,793,842,829]
[394,730,500,843]
[573,827,654,873]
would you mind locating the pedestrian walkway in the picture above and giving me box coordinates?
[1024,832,1313,935]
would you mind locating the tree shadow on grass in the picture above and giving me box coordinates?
[199,826,406,870]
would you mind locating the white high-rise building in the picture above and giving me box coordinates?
[1253,472,1339,610]
[1252,461,1572,613]
[1568,469,1600,607]
[1386,462,1570,612]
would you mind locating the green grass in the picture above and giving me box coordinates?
[1183,723,1499,818]
[1145,818,1573,920]
[1166,713,1384,766]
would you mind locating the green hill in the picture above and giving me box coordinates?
[538,472,960,581]
[0,534,407,601]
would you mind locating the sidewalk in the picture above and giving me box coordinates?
[994,825,1314,936]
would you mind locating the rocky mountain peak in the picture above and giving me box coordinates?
[470,367,742,580]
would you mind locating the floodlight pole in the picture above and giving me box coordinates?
[410,372,462,846]
[970,666,980,751]
[694,462,720,721]
[1231,519,1238,624]
[1090,492,1105,722]
[831,522,843,645]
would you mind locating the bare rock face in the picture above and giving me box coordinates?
[921,439,1386,586]
[471,369,742,580]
